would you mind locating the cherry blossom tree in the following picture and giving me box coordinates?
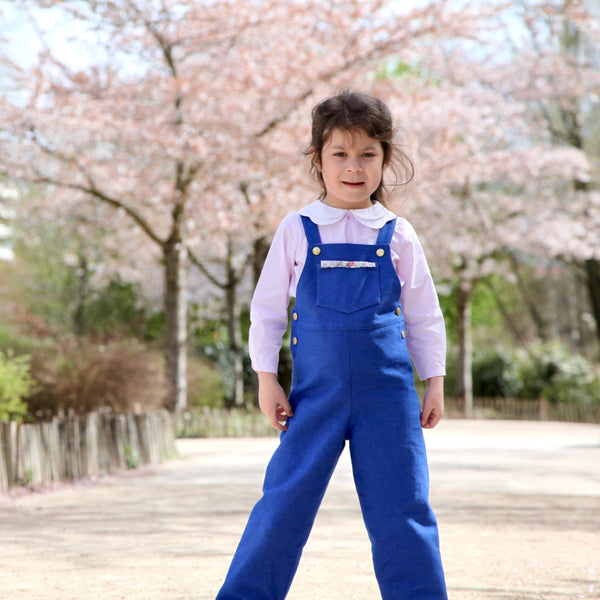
[520,0,600,342]
[474,0,600,339]
[349,0,597,413]
[381,71,589,414]
[414,0,598,413]
[0,0,502,411]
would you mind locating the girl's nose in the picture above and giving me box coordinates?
[346,158,363,171]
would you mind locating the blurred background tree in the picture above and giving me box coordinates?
[0,0,598,418]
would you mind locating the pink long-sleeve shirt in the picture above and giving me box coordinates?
[249,200,446,381]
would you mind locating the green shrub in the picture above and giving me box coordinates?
[0,350,36,422]
[83,278,149,337]
[520,345,600,404]
[0,324,38,355]
[187,355,226,408]
[472,348,523,398]
[449,343,600,405]
[188,315,254,407]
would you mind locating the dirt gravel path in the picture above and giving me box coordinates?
[1,419,599,600]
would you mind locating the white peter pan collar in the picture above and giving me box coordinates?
[298,200,396,229]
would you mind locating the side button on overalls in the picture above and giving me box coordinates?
[216,215,447,600]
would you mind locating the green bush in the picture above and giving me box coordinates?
[473,348,523,398]
[0,350,36,422]
[520,345,600,405]
[0,324,37,355]
[187,355,226,408]
[188,315,255,407]
[451,343,600,405]
[83,278,149,338]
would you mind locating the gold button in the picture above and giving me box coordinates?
[376,248,385,257]
[401,331,406,339]
[395,306,402,316]
[292,312,298,321]
[312,246,321,255]
[292,337,298,345]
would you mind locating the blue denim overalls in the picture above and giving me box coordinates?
[216,215,447,600]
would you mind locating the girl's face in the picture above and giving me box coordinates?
[317,128,386,210]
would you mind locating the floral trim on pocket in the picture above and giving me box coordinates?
[320,260,376,269]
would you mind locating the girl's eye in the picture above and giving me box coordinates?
[363,152,376,158]
[334,152,347,157]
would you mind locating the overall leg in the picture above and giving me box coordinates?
[348,326,447,600]
[350,414,447,599]
[216,336,350,600]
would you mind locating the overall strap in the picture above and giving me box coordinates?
[375,218,397,245]
[300,215,322,244]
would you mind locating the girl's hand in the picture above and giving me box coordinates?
[257,372,294,431]
[421,376,444,429]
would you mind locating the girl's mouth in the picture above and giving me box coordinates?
[343,181,364,188]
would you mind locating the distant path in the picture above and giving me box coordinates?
[1,419,598,600]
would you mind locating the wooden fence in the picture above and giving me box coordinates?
[444,397,600,423]
[3,400,596,492]
[0,410,176,493]
[174,407,276,438]
[174,400,599,439]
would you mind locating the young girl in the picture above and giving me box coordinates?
[215,90,448,600]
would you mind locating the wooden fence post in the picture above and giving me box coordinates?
[0,422,11,492]
[110,414,127,471]
[84,412,100,476]
[126,413,141,468]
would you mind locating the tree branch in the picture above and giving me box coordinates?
[185,246,226,289]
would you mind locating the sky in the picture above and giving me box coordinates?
[0,1,103,70]
[0,0,444,70]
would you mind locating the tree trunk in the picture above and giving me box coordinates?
[225,238,244,407]
[163,239,187,413]
[74,251,89,337]
[224,284,244,407]
[584,258,600,344]
[253,236,270,287]
[456,282,474,417]
[508,253,550,342]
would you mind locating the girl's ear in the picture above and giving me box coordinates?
[311,149,322,172]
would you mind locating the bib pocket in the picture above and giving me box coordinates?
[316,260,381,313]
